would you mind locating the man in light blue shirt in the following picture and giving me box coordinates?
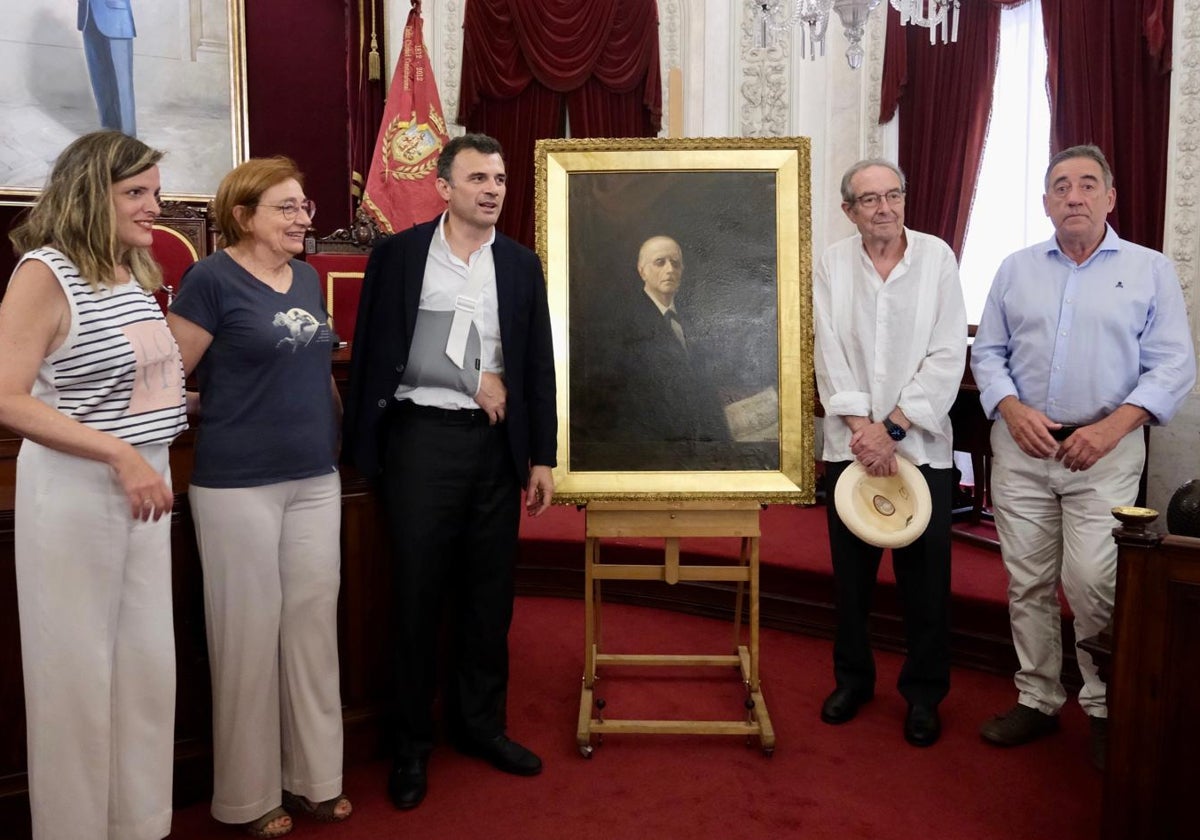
[971,144,1195,770]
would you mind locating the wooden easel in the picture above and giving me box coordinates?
[576,500,775,756]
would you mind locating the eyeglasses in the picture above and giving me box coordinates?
[852,189,905,210]
[260,198,316,221]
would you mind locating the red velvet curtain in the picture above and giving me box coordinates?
[348,0,386,206]
[1042,0,1173,248]
[880,2,1014,258]
[459,0,662,246]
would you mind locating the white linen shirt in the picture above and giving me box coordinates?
[814,227,968,468]
[395,213,505,410]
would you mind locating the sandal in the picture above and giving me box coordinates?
[282,790,353,823]
[243,806,292,839]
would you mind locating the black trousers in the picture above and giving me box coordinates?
[824,460,954,706]
[382,403,521,761]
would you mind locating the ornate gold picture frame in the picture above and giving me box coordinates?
[1,0,248,203]
[535,137,815,504]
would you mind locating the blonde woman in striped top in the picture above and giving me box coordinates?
[0,131,187,840]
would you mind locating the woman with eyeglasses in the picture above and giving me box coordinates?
[167,157,350,837]
[0,130,186,840]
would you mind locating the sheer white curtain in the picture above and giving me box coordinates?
[958,0,1052,324]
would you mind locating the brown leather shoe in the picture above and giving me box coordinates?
[980,703,1060,746]
[1088,715,1108,771]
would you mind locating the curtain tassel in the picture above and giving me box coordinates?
[368,32,381,81]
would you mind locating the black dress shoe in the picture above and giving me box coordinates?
[904,703,941,747]
[457,734,542,776]
[388,757,428,810]
[820,687,873,724]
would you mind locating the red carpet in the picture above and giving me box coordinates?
[169,596,1101,840]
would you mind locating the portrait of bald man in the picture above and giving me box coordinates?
[574,234,732,470]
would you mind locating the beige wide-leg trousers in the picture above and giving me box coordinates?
[989,419,1144,718]
[15,441,175,840]
[188,472,343,824]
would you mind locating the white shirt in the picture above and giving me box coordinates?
[396,213,505,409]
[813,227,968,468]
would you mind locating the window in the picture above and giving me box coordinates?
[958,0,1052,324]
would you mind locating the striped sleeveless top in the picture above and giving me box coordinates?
[22,247,187,446]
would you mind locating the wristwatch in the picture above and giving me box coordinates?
[883,417,907,442]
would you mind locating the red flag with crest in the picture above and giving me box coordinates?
[361,0,449,234]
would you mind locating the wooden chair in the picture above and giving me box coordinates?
[151,200,212,313]
[304,207,386,344]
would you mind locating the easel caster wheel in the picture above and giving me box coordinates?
[579,744,594,758]
[595,698,606,711]
[762,747,775,758]
[744,698,756,710]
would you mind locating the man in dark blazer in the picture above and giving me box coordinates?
[77,0,137,135]
[344,134,557,811]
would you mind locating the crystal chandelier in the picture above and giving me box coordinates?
[753,0,959,69]
[891,0,960,44]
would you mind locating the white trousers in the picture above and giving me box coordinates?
[989,420,1145,717]
[15,441,175,840]
[188,472,344,824]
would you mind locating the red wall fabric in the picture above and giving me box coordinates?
[458,0,662,246]
[244,1,354,229]
[465,82,567,247]
[458,0,659,105]
[1042,0,1173,248]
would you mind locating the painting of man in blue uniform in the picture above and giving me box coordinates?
[78,0,137,135]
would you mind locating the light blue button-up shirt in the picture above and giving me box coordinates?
[971,225,1195,425]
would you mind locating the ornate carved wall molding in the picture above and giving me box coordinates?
[661,0,683,135]
[1165,0,1200,363]
[739,7,790,136]
[864,8,887,160]
[432,0,465,134]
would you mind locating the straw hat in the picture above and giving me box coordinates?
[833,456,932,548]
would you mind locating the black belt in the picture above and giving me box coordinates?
[1049,424,1079,442]
[396,400,491,425]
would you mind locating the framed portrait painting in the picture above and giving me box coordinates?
[535,137,815,504]
[0,0,247,203]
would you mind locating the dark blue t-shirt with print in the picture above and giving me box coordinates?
[171,250,337,488]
